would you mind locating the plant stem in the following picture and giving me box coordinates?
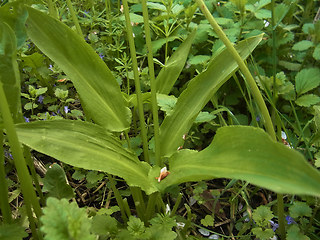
[0,82,42,235]
[47,0,58,19]
[271,1,286,238]
[66,0,83,37]
[123,0,150,163]
[141,0,161,167]
[195,0,276,141]
[0,132,12,223]
[107,173,128,222]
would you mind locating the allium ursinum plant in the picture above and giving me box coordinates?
[0,0,320,239]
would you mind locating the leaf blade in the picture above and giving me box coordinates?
[159,126,320,197]
[15,120,157,194]
[159,34,263,157]
[25,7,131,132]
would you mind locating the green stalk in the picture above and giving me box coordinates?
[0,132,12,223]
[195,0,276,141]
[24,148,45,206]
[141,0,161,166]
[47,0,58,19]
[0,82,42,234]
[107,173,128,222]
[66,0,83,37]
[271,1,285,238]
[123,0,150,163]
[145,192,158,221]
[131,186,146,223]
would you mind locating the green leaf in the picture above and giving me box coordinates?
[252,227,274,240]
[287,225,310,240]
[0,2,28,49]
[158,126,320,197]
[289,201,312,218]
[15,120,158,195]
[292,40,314,51]
[35,87,48,97]
[156,30,196,94]
[254,9,271,19]
[127,216,146,237]
[0,22,22,124]
[159,34,263,157]
[24,102,38,110]
[41,197,95,240]
[149,35,180,54]
[312,44,320,60]
[195,111,215,123]
[188,55,211,65]
[91,214,118,236]
[295,68,320,95]
[252,205,274,226]
[0,223,28,240]
[86,171,104,184]
[201,215,214,227]
[42,163,74,200]
[157,94,177,115]
[295,94,320,107]
[26,7,131,132]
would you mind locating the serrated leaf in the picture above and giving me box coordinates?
[41,197,95,240]
[127,216,146,237]
[289,201,312,218]
[313,44,320,60]
[42,163,74,200]
[86,171,104,184]
[26,7,131,132]
[158,126,320,197]
[0,223,28,240]
[292,40,314,51]
[287,225,310,240]
[157,94,177,115]
[252,205,274,226]
[201,215,214,227]
[91,214,118,235]
[72,169,85,180]
[295,68,320,95]
[252,227,274,240]
[295,94,320,107]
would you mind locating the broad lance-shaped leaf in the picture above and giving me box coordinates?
[0,22,22,126]
[15,120,158,194]
[160,34,263,157]
[25,7,131,132]
[158,126,320,197]
[156,30,196,94]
